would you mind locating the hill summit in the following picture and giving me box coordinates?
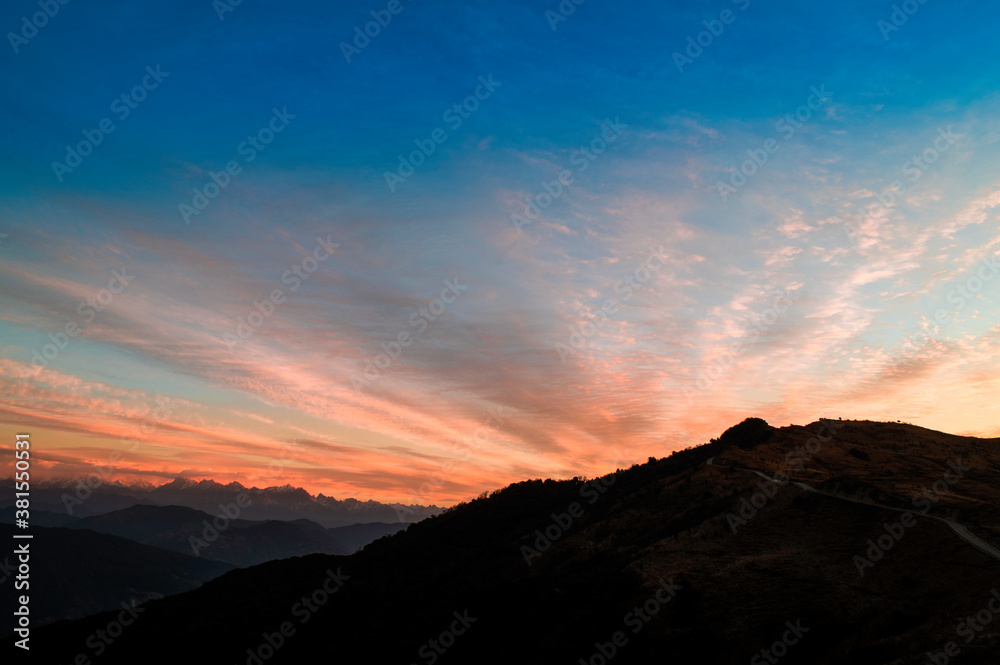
[19,418,1000,664]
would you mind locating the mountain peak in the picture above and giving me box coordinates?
[25,418,1000,664]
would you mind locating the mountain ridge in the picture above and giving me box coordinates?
[15,418,1000,664]
[2,478,442,527]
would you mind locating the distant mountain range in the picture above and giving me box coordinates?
[0,504,411,567]
[0,523,233,636]
[78,505,349,567]
[1,478,442,527]
[0,504,410,636]
[17,418,1000,664]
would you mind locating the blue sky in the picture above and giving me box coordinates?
[1,0,999,503]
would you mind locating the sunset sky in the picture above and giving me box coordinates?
[1,0,999,504]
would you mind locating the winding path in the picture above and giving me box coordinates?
[706,457,1000,564]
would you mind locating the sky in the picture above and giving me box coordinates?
[1,0,999,505]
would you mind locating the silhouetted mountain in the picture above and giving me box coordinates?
[0,505,405,569]
[1,479,441,527]
[17,419,1000,664]
[0,506,79,528]
[81,504,220,541]
[326,522,410,552]
[72,505,348,567]
[0,524,232,636]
